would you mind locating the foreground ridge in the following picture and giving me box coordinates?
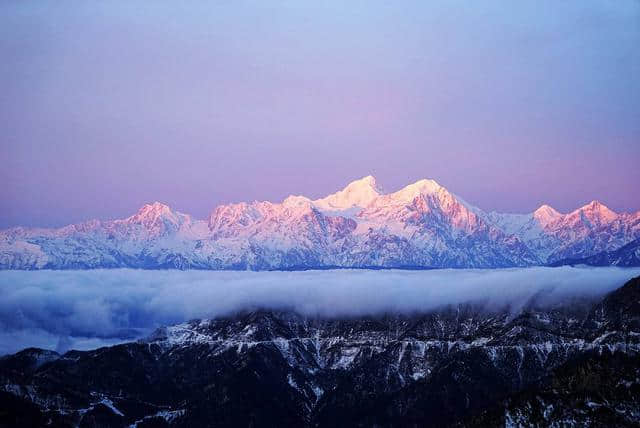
[2,176,639,270]
[2,276,639,427]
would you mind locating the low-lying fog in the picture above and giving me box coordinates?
[1,267,638,355]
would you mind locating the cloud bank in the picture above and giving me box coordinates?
[1,267,638,355]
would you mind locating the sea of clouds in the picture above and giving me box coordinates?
[1,267,638,355]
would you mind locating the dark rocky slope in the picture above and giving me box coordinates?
[1,277,639,427]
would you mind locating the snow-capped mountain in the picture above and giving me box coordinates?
[485,200,640,263]
[2,276,639,426]
[552,237,640,267]
[1,176,639,269]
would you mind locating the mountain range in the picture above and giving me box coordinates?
[2,275,639,427]
[551,238,640,268]
[2,176,639,269]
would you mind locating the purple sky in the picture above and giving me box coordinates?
[1,1,639,228]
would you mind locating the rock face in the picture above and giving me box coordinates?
[1,176,639,270]
[1,277,639,427]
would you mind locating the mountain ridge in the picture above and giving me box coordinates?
[551,238,640,267]
[2,276,639,427]
[2,176,639,270]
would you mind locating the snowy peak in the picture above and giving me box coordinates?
[377,179,444,209]
[585,200,617,215]
[571,200,618,223]
[128,202,178,223]
[388,178,443,203]
[208,202,262,231]
[357,174,379,188]
[282,195,313,209]
[314,175,382,210]
[135,202,174,217]
[359,178,487,236]
[533,204,562,225]
[123,202,186,235]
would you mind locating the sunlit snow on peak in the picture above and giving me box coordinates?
[314,175,383,211]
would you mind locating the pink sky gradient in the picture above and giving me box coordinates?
[1,1,639,227]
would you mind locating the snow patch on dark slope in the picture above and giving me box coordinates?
[1,275,639,427]
[1,267,639,355]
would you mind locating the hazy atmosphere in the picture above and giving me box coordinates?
[1,267,638,355]
[2,0,639,228]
